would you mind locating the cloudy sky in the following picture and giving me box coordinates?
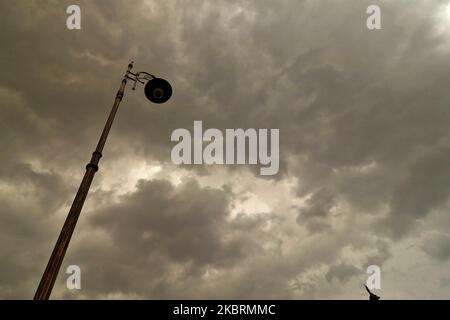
[1,0,450,299]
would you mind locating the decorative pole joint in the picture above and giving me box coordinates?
[85,163,99,172]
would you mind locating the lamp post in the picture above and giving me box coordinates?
[34,62,172,300]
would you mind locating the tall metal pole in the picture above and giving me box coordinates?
[34,62,134,300]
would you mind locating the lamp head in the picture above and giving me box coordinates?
[144,78,172,104]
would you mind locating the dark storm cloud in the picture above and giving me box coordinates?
[1,0,450,299]
[63,178,275,298]
[326,263,360,283]
[296,188,336,232]
[1,162,71,212]
[91,179,243,268]
[422,232,450,262]
[0,165,73,298]
[383,147,450,238]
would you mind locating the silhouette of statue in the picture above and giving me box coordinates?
[365,285,380,300]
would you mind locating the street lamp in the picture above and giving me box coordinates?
[33,62,172,300]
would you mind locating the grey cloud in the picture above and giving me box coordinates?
[422,232,450,262]
[384,147,450,238]
[297,188,336,232]
[1,0,450,299]
[61,178,275,298]
[90,178,241,268]
[326,263,360,283]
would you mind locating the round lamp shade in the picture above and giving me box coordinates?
[144,78,172,104]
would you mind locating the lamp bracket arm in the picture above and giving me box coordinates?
[126,70,156,90]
